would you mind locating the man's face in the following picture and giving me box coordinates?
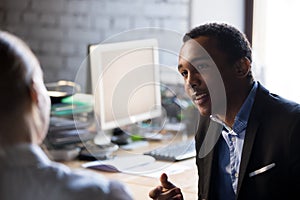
[32,62,51,144]
[178,36,229,116]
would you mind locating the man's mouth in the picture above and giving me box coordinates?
[192,92,209,105]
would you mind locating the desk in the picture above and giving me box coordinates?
[62,140,198,200]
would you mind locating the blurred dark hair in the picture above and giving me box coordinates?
[183,22,252,64]
[0,31,33,114]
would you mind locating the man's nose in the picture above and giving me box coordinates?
[187,72,202,89]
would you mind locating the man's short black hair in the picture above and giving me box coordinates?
[183,23,252,64]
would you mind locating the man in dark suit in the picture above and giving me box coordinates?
[149,23,300,200]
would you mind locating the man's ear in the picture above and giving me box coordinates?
[29,81,39,105]
[234,57,251,78]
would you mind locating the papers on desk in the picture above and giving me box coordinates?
[82,155,155,173]
[163,122,186,132]
[120,141,149,150]
[82,155,191,178]
[122,160,191,178]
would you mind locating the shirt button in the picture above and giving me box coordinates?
[231,137,236,142]
[235,173,239,178]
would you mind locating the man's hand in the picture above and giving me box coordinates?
[149,173,183,200]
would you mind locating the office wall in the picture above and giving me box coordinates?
[191,0,245,32]
[0,0,190,84]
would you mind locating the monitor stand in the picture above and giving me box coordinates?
[110,128,132,145]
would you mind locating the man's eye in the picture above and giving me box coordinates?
[181,71,188,77]
[196,64,209,71]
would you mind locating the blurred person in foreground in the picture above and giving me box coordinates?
[0,31,133,200]
[149,23,300,200]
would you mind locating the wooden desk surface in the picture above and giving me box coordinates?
[63,139,198,200]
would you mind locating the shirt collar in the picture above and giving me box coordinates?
[232,81,258,134]
[0,143,51,167]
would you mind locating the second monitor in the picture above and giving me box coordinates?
[89,39,162,131]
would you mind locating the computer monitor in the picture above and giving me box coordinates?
[88,39,162,131]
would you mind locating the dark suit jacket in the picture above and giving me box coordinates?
[195,83,300,200]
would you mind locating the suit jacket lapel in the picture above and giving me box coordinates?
[199,147,215,199]
[236,83,267,196]
[236,114,260,196]
[196,117,222,198]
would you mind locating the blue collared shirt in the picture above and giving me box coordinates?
[216,82,258,200]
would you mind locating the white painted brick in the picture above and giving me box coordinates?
[103,28,122,40]
[5,11,21,24]
[40,13,57,26]
[2,0,29,11]
[3,25,30,38]
[56,68,77,82]
[45,68,76,83]
[106,2,143,16]
[31,0,66,13]
[65,0,88,14]
[112,17,131,30]
[37,54,64,69]
[91,17,110,30]
[66,28,100,43]
[65,55,85,70]
[110,0,140,3]
[133,17,152,28]
[144,3,188,18]
[30,27,65,41]
[76,42,93,56]
[163,18,188,34]
[89,1,106,14]
[143,4,168,17]
[60,42,77,56]
[2,0,189,84]
[165,0,190,3]
[59,15,74,28]
[40,41,60,55]
[43,69,57,83]
[59,14,91,29]
[151,18,163,28]
[23,12,39,25]
[23,38,40,53]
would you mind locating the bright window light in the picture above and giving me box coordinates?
[252,0,300,103]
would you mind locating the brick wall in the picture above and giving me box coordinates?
[0,0,190,89]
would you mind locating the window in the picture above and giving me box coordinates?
[252,0,300,103]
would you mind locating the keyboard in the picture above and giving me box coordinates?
[144,139,196,162]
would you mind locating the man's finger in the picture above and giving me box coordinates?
[149,186,163,199]
[159,187,183,200]
[160,173,176,189]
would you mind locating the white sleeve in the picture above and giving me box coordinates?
[67,168,133,200]
[107,180,133,200]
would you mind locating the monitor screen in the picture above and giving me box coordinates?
[88,39,161,130]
